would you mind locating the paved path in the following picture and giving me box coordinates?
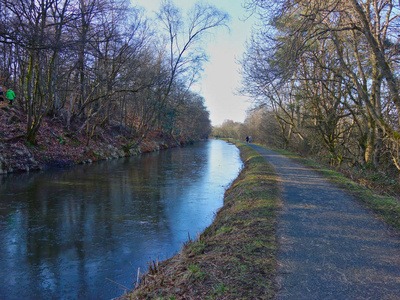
[250,145,400,299]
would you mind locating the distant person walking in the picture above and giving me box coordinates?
[6,88,15,105]
[248,136,252,143]
[246,136,249,143]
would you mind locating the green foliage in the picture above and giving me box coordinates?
[215,284,229,293]
[187,264,205,281]
[57,135,66,145]
[25,141,35,148]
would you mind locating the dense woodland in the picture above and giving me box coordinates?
[216,0,400,181]
[0,0,228,151]
[2,0,400,184]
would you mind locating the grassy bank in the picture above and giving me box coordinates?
[121,141,281,299]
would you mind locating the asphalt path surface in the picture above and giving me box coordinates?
[249,144,400,300]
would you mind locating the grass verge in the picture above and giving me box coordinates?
[273,148,400,231]
[120,141,280,299]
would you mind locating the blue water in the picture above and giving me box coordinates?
[0,139,242,299]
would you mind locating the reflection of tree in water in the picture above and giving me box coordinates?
[0,140,241,299]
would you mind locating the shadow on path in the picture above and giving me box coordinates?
[250,145,400,299]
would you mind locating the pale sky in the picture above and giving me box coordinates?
[132,0,255,126]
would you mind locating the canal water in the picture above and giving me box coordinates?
[0,139,242,299]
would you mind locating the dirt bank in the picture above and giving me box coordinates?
[0,104,181,175]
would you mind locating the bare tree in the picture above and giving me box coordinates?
[122,0,229,150]
[0,0,216,149]
[242,0,400,171]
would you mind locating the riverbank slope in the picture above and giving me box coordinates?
[0,104,183,175]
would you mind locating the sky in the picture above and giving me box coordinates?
[132,0,256,126]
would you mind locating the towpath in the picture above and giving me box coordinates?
[249,144,400,299]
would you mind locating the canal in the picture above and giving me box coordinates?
[0,139,242,299]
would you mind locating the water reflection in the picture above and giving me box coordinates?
[0,139,242,299]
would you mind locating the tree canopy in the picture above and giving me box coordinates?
[241,0,400,172]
